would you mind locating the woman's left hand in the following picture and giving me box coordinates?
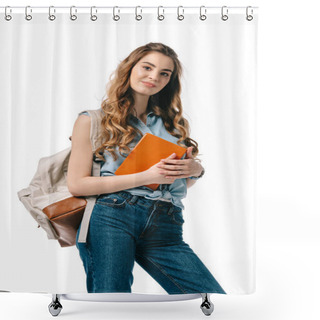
[157,147,203,180]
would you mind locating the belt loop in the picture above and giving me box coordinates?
[167,205,174,215]
[128,195,138,205]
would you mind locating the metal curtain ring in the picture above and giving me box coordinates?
[49,6,56,21]
[135,6,142,21]
[70,6,77,21]
[91,6,98,21]
[113,6,120,21]
[246,6,254,21]
[177,6,184,21]
[5,6,12,21]
[200,5,207,21]
[25,6,32,21]
[157,6,164,21]
[221,6,228,21]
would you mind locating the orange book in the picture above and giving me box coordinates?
[115,133,187,190]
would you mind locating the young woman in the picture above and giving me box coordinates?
[68,42,226,295]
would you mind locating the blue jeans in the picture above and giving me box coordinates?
[76,191,226,295]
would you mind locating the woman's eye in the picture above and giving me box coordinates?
[142,66,169,77]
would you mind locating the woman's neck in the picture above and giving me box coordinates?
[131,93,150,119]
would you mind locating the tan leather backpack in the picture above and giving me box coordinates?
[17,109,104,247]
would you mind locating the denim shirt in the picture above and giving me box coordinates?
[80,111,187,210]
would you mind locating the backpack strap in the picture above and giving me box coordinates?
[85,108,104,152]
[77,161,100,243]
[77,195,96,243]
[77,108,104,243]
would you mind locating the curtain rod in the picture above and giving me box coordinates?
[0,6,259,9]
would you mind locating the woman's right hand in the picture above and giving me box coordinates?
[144,153,179,185]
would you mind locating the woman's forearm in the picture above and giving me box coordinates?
[68,171,151,197]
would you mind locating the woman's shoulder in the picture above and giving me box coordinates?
[73,113,91,135]
[78,108,103,117]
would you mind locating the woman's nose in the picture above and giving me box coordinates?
[148,71,159,81]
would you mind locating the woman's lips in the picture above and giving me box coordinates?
[142,81,156,88]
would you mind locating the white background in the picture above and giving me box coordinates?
[0,1,256,294]
[1,0,319,320]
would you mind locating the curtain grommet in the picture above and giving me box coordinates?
[135,6,142,21]
[113,6,120,21]
[157,6,165,21]
[200,6,207,21]
[25,6,32,21]
[70,6,77,21]
[246,6,254,21]
[177,6,184,21]
[221,6,228,21]
[49,6,56,21]
[5,6,12,21]
[90,6,98,21]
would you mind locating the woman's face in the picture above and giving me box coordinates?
[129,51,174,97]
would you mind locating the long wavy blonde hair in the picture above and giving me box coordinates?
[95,42,200,162]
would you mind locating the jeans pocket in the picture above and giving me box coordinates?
[171,209,185,225]
[96,194,128,208]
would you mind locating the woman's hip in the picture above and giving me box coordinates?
[90,191,184,240]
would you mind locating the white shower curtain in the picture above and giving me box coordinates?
[0,6,258,295]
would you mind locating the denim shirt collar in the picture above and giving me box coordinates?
[129,111,155,120]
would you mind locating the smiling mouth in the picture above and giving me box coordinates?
[142,81,156,88]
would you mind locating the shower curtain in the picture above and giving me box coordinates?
[0,6,258,296]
